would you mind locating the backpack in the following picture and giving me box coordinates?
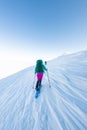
[35,60,44,73]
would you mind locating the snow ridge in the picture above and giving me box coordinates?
[0,51,87,130]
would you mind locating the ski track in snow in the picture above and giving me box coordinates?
[0,51,87,130]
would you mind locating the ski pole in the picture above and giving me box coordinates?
[32,75,35,89]
[44,61,51,87]
[47,71,51,88]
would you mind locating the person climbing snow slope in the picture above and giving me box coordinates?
[35,59,47,90]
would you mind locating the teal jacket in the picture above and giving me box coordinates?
[35,60,47,74]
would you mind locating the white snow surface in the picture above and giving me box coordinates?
[0,50,87,130]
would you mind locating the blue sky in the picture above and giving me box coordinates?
[0,0,87,78]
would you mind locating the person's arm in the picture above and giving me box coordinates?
[42,64,47,71]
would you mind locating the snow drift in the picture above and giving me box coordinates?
[0,50,87,130]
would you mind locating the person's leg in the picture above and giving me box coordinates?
[36,73,43,88]
[35,80,39,90]
[37,73,43,80]
[37,73,43,84]
[38,80,41,87]
[39,80,41,86]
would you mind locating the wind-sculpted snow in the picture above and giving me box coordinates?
[0,51,87,130]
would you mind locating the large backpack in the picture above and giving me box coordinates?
[35,60,44,73]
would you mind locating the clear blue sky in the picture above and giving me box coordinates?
[0,0,87,78]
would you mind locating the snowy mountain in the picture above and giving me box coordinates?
[0,50,87,130]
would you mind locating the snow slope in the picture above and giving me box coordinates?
[0,50,87,130]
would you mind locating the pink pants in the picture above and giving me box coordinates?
[36,73,43,81]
